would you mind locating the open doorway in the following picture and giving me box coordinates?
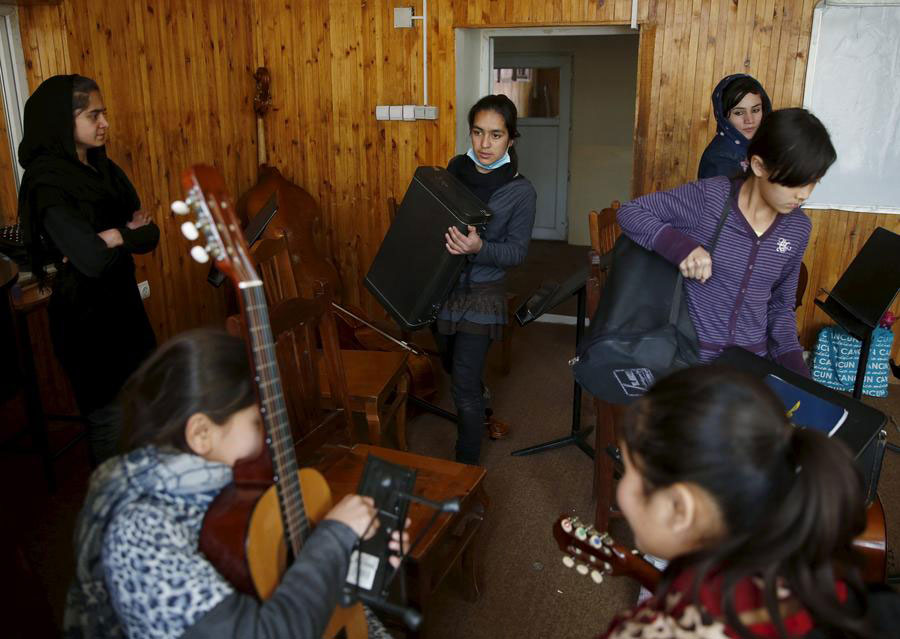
[455,28,640,317]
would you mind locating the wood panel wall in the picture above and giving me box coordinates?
[16,0,900,359]
[16,0,258,341]
[0,100,19,226]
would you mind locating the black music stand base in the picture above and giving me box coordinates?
[511,286,594,460]
[408,395,457,423]
[510,427,594,458]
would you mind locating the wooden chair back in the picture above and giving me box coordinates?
[225,231,355,461]
[586,201,621,320]
[267,287,356,463]
[588,201,621,257]
[252,233,300,309]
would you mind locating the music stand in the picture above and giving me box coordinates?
[510,264,594,459]
[814,227,900,399]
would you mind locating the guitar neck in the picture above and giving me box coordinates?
[240,282,308,555]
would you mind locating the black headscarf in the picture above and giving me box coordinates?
[447,149,520,205]
[17,74,139,278]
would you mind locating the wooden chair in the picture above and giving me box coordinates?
[265,292,357,459]
[253,233,411,449]
[586,201,625,532]
[266,285,489,638]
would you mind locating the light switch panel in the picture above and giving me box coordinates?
[393,7,413,28]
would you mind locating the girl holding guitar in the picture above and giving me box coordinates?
[64,329,405,639]
[600,365,899,638]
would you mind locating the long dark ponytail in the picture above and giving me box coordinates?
[623,366,869,638]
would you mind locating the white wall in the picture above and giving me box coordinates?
[494,35,638,245]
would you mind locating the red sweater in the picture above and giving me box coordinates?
[600,571,847,638]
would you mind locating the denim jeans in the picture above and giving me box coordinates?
[432,329,493,465]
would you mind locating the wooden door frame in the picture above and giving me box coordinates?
[631,24,656,198]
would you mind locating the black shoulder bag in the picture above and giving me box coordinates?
[572,187,733,403]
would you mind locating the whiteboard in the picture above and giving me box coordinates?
[802,1,900,214]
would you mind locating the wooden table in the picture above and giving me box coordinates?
[318,444,489,637]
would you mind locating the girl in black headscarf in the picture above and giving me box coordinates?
[18,74,159,465]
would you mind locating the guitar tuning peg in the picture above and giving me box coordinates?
[590,569,604,584]
[180,221,200,241]
[562,555,575,569]
[574,526,588,541]
[171,200,190,215]
[575,563,589,576]
[561,518,573,534]
[190,245,210,263]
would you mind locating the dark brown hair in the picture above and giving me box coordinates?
[623,366,869,638]
[468,94,521,169]
[746,108,837,187]
[722,76,767,117]
[121,329,255,452]
[71,74,100,113]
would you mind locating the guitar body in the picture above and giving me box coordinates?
[181,165,367,639]
[201,467,368,639]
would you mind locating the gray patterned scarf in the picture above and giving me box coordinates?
[63,446,231,638]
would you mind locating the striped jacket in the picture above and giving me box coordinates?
[616,176,809,375]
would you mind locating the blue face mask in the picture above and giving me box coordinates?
[467,147,511,171]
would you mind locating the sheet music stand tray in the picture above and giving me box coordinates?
[814,227,900,399]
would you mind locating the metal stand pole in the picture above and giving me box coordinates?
[511,286,594,459]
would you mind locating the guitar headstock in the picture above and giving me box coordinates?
[552,515,661,591]
[171,165,258,288]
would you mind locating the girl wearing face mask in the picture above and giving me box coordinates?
[18,74,159,465]
[698,74,772,179]
[599,366,899,638]
[435,94,537,465]
[618,108,836,377]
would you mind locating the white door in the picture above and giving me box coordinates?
[493,53,572,241]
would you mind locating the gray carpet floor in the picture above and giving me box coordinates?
[400,322,900,638]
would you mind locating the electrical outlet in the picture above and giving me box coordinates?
[389,105,403,121]
[138,280,150,300]
[375,105,390,121]
[402,105,416,121]
[423,106,438,120]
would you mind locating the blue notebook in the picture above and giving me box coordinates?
[764,374,848,437]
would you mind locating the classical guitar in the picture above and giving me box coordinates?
[554,495,887,593]
[552,515,661,591]
[173,165,367,638]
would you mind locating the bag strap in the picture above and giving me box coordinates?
[669,183,734,324]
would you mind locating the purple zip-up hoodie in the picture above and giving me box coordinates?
[617,176,810,376]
